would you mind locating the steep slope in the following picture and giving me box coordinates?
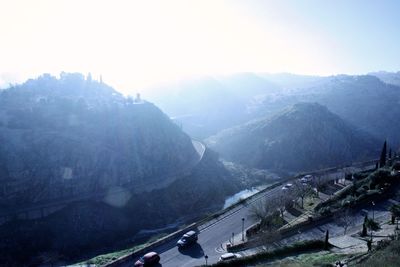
[257,75,400,147]
[0,73,198,206]
[207,103,379,172]
[0,73,241,265]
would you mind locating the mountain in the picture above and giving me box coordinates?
[206,103,379,172]
[146,73,281,138]
[369,71,400,87]
[0,73,241,265]
[0,72,199,205]
[254,75,400,148]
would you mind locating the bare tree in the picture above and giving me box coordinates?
[336,208,354,235]
[276,190,295,218]
[293,180,314,208]
[249,198,276,227]
[313,174,328,197]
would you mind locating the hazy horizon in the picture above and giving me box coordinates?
[1,0,400,94]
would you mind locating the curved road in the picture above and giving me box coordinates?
[122,186,283,267]
[120,161,376,267]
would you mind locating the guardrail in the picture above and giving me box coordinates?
[102,158,379,266]
[103,181,284,267]
[103,223,197,267]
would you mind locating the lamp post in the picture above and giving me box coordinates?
[231,232,234,245]
[372,201,375,221]
[242,218,245,241]
[204,255,208,266]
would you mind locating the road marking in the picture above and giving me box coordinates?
[215,243,226,253]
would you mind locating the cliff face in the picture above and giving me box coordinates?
[0,73,198,207]
[207,103,379,172]
[0,73,242,265]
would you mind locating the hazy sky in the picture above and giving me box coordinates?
[1,0,399,93]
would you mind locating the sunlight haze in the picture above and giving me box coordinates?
[1,0,399,94]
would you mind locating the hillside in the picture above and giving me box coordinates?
[0,73,241,265]
[258,75,400,147]
[370,71,400,86]
[146,73,281,138]
[0,73,199,206]
[207,103,379,172]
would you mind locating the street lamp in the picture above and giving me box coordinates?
[204,255,208,266]
[372,201,375,221]
[242,218,245,241]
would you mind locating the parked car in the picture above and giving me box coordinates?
[282,183,293,190]
[134,252,160,267]
[177,230,198,248]
[219,252,241,261]
[300,175,313,183]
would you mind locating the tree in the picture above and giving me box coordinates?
[293,181,314,208]
[379,140,387,168]
[389,204,400,228]
[276,190,294,218]
[365,217,381,242]
[313,174,326,197]
[324,230,329,250]
[362,222,367,237]
[336,208,354,235]
[361,215,368,236]
[249,198,276,228]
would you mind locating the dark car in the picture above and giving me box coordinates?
[177,230,198,248]
[134,251,160,267]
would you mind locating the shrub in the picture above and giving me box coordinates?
[209,240,327,267]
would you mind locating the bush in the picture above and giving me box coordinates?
[209,240,327,267]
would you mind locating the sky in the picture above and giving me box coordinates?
[0,0,399,94]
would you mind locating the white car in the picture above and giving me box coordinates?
[300,175,313,183]
[282,183,293,190]
[219,253,241,261]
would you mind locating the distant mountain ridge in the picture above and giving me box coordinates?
[207,102,379,172]
[369,71,400,87]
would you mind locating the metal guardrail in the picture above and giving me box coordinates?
[100,158,379,266]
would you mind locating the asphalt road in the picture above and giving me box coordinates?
[121,163,376,267]
[123,186,283,267]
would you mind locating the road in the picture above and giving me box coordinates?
[120,161,376,267]
[122,186,283,267]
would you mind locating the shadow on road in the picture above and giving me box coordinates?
[178,243,205,258]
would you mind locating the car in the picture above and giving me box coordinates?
[300,175,313,183]
[218,252,241,261]
[177,230,198,248]
[282,183,293,190]
[134,252,160,267]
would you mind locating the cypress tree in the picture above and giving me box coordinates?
[389,148,392,159]
[379,140,387,168]
[324,230,329,250]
